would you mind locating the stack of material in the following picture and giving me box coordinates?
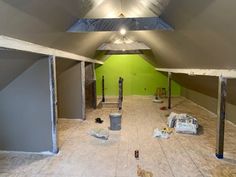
[167,112,198,134]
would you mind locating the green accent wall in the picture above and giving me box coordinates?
[96,55,181,96]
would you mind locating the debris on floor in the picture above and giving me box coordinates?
[160,106,167,110]
[153,128,170,139]
[165,113,170,117]
[95,117,104,124]
[137,165,153,177]
[89,128,109,140]
[167,112,198,134]
[135,150,139,160]
[163,127,173,134]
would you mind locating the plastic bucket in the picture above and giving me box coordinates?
[109,113,122,130]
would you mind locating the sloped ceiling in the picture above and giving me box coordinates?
[0,50,44,91]
[0,0,171,58]
[0,0,112,57]
[0,0,236,104]
[127,0,236,69]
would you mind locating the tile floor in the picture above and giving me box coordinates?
[0,96,236,177]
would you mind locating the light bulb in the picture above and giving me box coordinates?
[120,28,127,36]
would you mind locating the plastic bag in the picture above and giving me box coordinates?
[89,128,109,140]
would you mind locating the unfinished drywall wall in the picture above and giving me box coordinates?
[0,58,55,152]
[182,87,236,124]
[96,54,181,96]
[57,62,85,119]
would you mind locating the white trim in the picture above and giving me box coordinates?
[156,68,236,78]
[0,35,103,64]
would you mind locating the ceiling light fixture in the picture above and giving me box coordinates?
[120,28,127,36]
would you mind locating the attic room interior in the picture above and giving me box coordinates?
[0,0,236,176]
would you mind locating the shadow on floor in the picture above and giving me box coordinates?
[0,152,51,173]
[197,124,204,135]
[222,157,236,165]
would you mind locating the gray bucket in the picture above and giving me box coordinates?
[109,113,122,130]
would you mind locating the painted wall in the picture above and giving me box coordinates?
[182,87,236,124]
[96,55,181,96]
[57,62,85,119]
[85,63,96,108]
[0,58,54,152]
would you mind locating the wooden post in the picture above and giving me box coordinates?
[81,61,86,120]
[48,55,58,154]
[92,63,97,109]
[102,75,105,102]
[168,72,172,109]
[216,76,227,159]
[118,77,123,110]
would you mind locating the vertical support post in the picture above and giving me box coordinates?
[102,75,105,102]
[168,72,172,109]
[121,78,123,102]
[81,61,86,120]
[118,77,123,110]
[48,55,58,154]
[92,63,97,109]
[216,76,227,159]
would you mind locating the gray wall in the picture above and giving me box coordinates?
[181,87,236,125]
[57,62,85,119]
[0,50,44,91]
[85,63,96,108]
[0,58,55,152]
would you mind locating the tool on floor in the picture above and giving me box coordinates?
[95,117,104,124]
[135,150,139,160]
[137,165,153,177]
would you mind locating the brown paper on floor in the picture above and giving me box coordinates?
[137,165,153,177]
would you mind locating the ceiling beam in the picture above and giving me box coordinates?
[97,42,151,51]
[0,35,103,64]
[156,68,236,78]
[68,17,173,32]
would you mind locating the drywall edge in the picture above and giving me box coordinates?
[0,35,104,64]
